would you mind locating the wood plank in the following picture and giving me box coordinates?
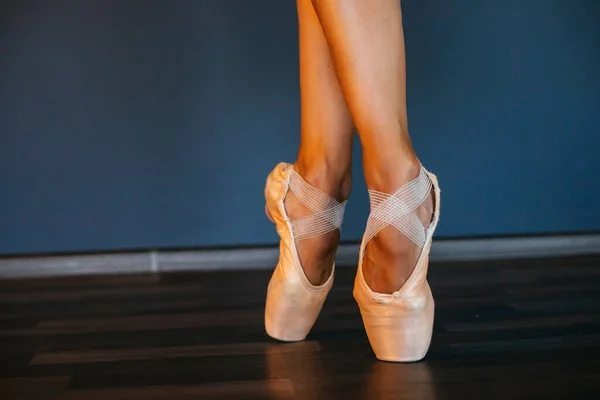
[0,376,70,396]
[31,341,321,365]
[52,380,294,400]
[445,313,600,332]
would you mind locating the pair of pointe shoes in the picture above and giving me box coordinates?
[264,162,441,362]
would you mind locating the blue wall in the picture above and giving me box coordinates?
[1,0,599,255]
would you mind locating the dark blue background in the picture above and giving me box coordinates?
[1,0,599,255]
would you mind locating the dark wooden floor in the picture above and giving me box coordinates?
[1,255,599,399]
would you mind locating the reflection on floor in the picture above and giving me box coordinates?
[0,255,599,399]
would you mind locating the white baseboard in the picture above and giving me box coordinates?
[0,234,599,279]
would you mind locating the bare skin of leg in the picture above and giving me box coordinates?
[311,0,434,293]
[286,0,354,286]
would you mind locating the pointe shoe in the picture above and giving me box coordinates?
[264,162,347,341]
[353,166,441,362]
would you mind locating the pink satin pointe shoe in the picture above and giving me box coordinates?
[354,166,441,362]
[264,162,347,341]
